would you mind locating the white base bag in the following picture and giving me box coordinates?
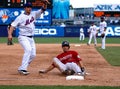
[66,75,84,80]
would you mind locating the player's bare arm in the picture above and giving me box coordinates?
[8,26,15,40]
[104,27,107,32]
[78,61,84,69]
[77,61,86,73]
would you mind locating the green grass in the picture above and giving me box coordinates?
[0,86,119,89]
[96,46,120,66]
[0,37,120,44]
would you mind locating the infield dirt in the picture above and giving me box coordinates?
[0,44,120,86]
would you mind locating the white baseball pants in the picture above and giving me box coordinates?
[101,36,106,49]
[53,57,82,73]
[80,33,85,41]
[18,36,36,71]
[88,32,97,45]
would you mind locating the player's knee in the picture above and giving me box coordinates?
[24,48,32,55]
[71,62,77,66]
[31,53,36,58]
[30,54,36,59]
[53,57,59,63]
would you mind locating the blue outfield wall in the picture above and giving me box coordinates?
[0,25,120,37]
[15,26,65,37]
[64,26,89,37]
[0,25,8,37]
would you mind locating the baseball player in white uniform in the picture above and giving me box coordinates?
[87,23,98,46]
[79,27,85,41]
[99,17,107,49]
[8,1,49,75]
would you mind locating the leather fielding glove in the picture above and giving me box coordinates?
[101,33,105,38]
[7,38,13,45]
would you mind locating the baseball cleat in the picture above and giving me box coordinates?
[94,44,97,46]
[87,43,90,46]
[77,72,86,77]
[18,70,30,75]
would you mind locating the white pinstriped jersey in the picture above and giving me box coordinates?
[11,10,42,36]
[99,21,107,34]
[88,25,98,34]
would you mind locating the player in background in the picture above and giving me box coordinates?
[8,0,49,75]
[39,41,86,76]
[87,22,98,46]
[79,27,85,41]
[99,17,107,49]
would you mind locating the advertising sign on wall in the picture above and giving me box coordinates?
[0,25,120,37]
[94,4,120,11]
[0,8,52,25]
[15,26,64,37]
[34,26,64,37]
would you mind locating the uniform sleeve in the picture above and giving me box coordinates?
[73,51,82,61]
[11,15,21,27]
[34,10,42,19]
[104,22,107,28]
[56,53,62,59]
[88,26,91,32]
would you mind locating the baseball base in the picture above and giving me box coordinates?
[66,75,84,80]
[74,44,81,47]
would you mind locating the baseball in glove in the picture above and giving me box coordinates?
[101,33,105,38]
[7,38,13,45]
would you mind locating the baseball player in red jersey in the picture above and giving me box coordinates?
[39,41,85,76]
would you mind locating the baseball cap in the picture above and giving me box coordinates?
[101,16,104,20]
[24,2,32,8]
[62,41,70,47]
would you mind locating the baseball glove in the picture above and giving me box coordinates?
[7,38,13,45]
[81,67,86,76]
[96,33,98,37]
[40,0,50,11]
[63,69,75,75]
[101,33,105,38]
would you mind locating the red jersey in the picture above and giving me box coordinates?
[56,50,81,64]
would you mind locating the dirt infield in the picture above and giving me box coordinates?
[0,43,120,86]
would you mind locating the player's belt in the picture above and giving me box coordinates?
[27,36,33,38]
[22,35,33,38]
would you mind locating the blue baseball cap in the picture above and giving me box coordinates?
[24,2,32,8]
[62,41,70,47]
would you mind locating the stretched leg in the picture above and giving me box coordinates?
[82,34,85,40]
[88,33,92,45]
[101,36,106,49]
[28,38,36,64]
[18,36,32,71]
[53,57,67,73]
[93,34,97,46]
[66,62,82,74]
